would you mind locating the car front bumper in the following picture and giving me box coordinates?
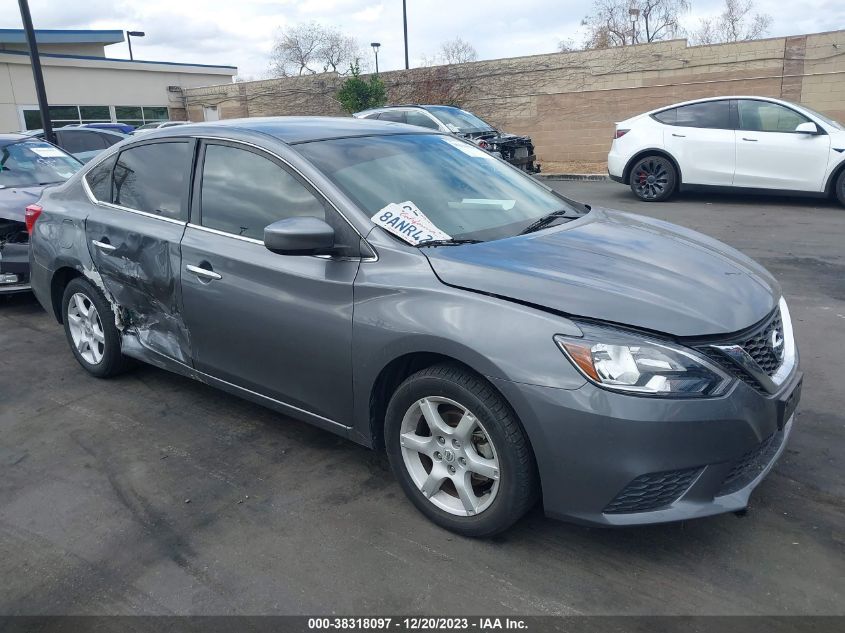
[490,366,802,526]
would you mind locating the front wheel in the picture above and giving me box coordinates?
[385,364,538,537]
[835,170,845,207]
[630,155,677,202]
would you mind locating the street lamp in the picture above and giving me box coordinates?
[370,42,381,74]
[127,30,145,61]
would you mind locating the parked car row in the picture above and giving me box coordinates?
[17,115,801,537]
[609,96,845,206]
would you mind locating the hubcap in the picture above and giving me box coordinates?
[67,292,105,365]
[634,158,669,199]
[399,396,500,517]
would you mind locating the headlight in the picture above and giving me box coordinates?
[554,324,732,397]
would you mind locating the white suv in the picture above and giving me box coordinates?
[608,96,845,206]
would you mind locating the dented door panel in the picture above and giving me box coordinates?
[84,209,190,363]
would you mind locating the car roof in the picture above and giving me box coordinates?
[644,95,798,116]
[140,116,441,144]
[0,133,30,145]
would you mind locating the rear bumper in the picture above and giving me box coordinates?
[490,366,802,526]
[607,148,626,182]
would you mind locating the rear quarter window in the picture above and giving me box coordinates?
[85,154,117,202]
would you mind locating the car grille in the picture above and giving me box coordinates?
[717,429,785,496]
[696,308,784,392]
[603,467,702,514]
[514,146,529,159]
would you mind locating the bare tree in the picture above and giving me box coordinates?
[320,27,361,73]
[581,0,690,48]
[440,37,478,65]
[557,38,578,53]
[270,22,325,76]
[691,0,772,45]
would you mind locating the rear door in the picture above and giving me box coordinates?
[179,139,361,426]
[733,99,830,192]
[82,138,193,363]
[659,100,736,186]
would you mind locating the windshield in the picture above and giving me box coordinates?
[295,134,582,242]
[0,140,80,189]
[795,103,844,131]
[425,106,495,133]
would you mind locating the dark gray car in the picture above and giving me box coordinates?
[29,117,802,536]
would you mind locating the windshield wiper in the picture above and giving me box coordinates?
[519,209,579,235]
[416,238,483,248]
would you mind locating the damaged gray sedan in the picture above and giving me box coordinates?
[1,135,81,293]
[30,118,801,536]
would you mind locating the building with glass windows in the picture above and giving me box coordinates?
[0,28,236,133]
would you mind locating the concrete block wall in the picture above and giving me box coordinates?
[180,30,845,165]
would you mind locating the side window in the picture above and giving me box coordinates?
[653,108,677,125]
[672,101,731,129]
[58,130,106,154]
[85,154,117,202]
[378,111,406,123]
[738,100,810,133]
[113,141,190,220]
[405,111,440,130]
[200,144,325,240]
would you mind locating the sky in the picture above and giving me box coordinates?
[1,0,842,79]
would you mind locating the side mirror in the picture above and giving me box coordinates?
[264,217,335,255]
[795,122,821,134]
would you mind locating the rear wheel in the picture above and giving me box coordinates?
[385,364,538,537]
[61,277,131,378]
[835,169,845,207]
[630,155,677,202]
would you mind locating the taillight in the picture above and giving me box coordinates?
[25,204,42,234]
[614,129,630,140]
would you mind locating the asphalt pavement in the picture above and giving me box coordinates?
[1,181,843,615]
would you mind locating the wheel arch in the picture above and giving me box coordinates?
[623,148,683,186]
[49,266,84,323]
[823,157,845,196]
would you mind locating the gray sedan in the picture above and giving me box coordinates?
[28,117,802,536]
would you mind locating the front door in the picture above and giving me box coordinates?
[660,99,736,186]
[83,139,193,363]
[733,99,831,192]
[179,140,361,426]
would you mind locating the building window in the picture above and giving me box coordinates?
[20,105,171,131]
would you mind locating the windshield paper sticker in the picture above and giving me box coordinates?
[442,136,493,159]
[372,201,451,245]
[30,146,66,158]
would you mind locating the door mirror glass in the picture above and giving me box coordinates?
[264,217,335,255]
[795,121,820,134]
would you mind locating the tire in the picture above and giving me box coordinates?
[629,155,677,202]
[835,169,845,207]
[61,277,131,378]
[385,363,538,537]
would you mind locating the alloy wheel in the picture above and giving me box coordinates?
[67,292,106,365]
[399,396,500,516]
[633,158,671,200]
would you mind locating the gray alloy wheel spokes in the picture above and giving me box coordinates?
[399,396,500,517]
[67,292,106,365]
[633,158,670,200]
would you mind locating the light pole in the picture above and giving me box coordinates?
[370,42,381,74]
[402,0,409,70]
[628,8,640,45]
[17,0,53,142]
[127,30,145,60]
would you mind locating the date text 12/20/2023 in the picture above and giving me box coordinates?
[307,617,528,630]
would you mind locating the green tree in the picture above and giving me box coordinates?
[335,61,387,114]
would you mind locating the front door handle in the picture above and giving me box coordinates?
[742,137,759,142]
[92,239,116,252]
[671,133,686,138]
[186,264,222,281]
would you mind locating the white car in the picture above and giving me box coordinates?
[608,96,845,206]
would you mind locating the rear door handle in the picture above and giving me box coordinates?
[91,239,116,252]
[742,137,759,142]
[671,133,686,138]
[186,264,222,281]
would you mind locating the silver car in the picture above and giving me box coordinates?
[29,117,801,536]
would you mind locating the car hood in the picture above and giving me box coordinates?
[423,209,780,337]
[0,185,45,222]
